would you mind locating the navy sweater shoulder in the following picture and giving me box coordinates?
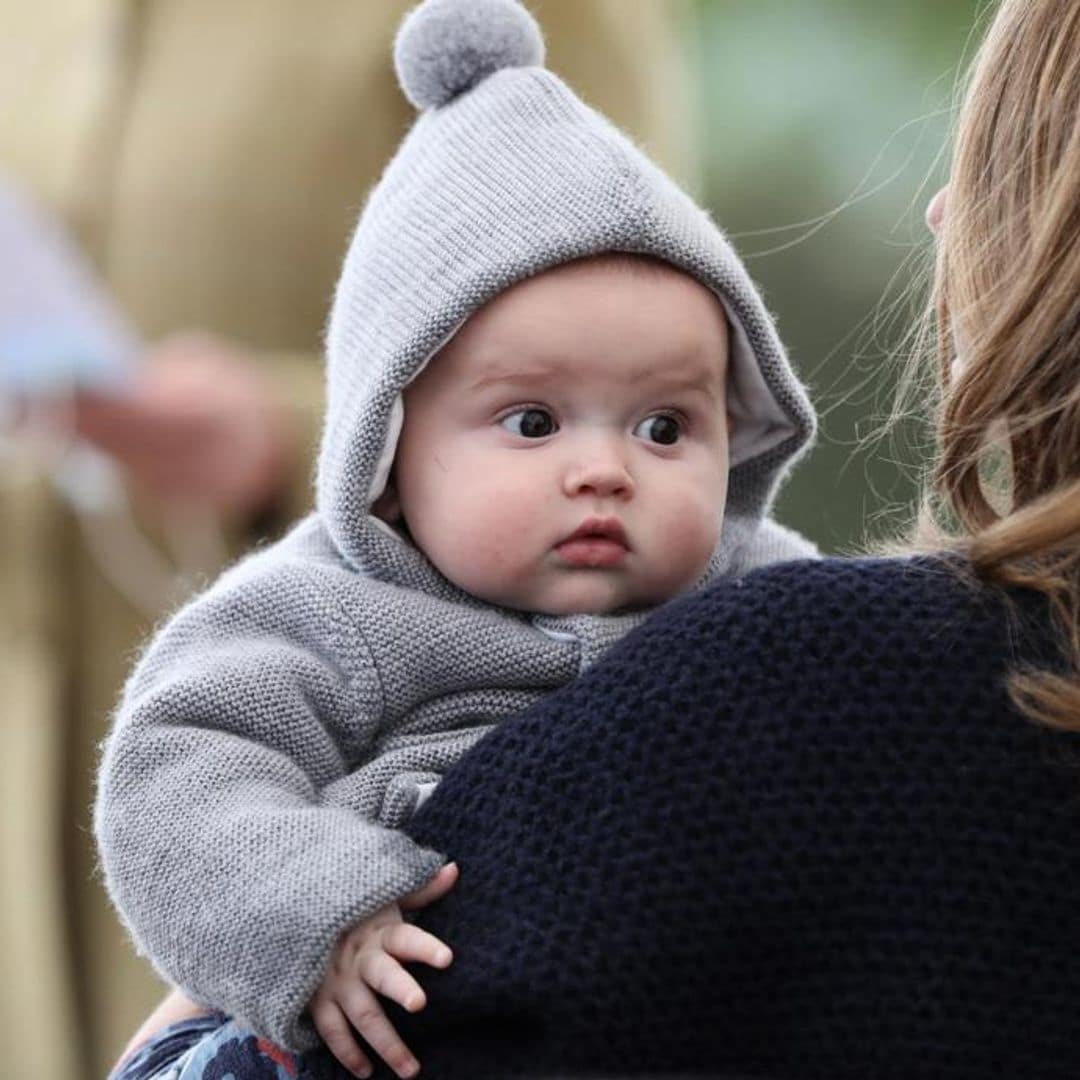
[387,557,1080,1080]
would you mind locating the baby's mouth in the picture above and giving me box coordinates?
[554,517,630,568]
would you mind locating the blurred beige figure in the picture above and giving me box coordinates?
[0,2,694,1077]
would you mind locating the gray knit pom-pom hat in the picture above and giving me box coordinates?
[317,0,816,597]
[395,0,545,109]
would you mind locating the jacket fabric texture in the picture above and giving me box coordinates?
[391,556,1078,1080]
[0,2,694,1075]
[111,557,1080,1080]
[94,0,816,1053]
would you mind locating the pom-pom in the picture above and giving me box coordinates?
[394,0,545,111]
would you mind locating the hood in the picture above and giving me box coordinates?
[316,0,815,602]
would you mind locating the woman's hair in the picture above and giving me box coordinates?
[920,0,1080,728]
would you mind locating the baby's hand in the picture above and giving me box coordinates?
[310,862,458,1079]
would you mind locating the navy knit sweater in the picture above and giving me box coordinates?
[326,556,1079,1079]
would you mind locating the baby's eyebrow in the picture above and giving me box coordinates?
[467,364,565,392]
[649,369,723,393]
[465,348,727,397]
[637,363,727,402]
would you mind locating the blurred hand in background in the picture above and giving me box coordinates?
[73,333,294,516]
[0,4,695,1077]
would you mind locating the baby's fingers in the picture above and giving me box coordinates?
[400,862,458,910]
[310,994,373,1079]
[362,950,429,1013]
[382,922,454,970]
[341,980,421,1079]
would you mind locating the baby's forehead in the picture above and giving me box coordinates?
[433,258,730,391]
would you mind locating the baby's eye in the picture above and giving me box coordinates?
[501,408,558,438]
[634,413,681,445]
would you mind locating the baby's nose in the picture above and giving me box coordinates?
[563,443,635,499]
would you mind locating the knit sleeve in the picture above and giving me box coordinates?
[93,536,445,1051]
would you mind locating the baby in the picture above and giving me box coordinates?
[96,1,816,1078]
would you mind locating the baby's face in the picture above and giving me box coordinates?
[387,256,731,615]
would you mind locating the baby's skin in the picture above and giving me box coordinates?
[317,254,733,1077]
[311,863,459,1078]
[117,256,734,1080]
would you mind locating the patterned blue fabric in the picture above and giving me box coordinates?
[109,1014,222,1080]
[109,1016,343,1080]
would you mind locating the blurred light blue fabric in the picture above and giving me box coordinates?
[0,175,137,397]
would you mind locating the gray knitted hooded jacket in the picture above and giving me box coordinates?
[95,0,818,1052]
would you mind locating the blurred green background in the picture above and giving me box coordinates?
[689,0,983,553]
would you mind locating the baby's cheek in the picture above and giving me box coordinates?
[659,499,722,585]
[441,487,540,589]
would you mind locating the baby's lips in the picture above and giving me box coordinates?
[554,535,629,569]
[557,515,630,549]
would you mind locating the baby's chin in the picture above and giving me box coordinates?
[475,574,688,618]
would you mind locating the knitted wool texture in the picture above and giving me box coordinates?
[94,514,814,1051]
[318,0,815,591]
[96,0,820,1054]
[394,0,546,109]
[381,558,1079,1080]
